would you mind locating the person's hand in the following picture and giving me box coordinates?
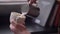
[9,14,31,34]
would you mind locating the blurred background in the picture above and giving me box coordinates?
[0,0,60,34]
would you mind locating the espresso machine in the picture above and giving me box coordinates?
[0,0,56,34]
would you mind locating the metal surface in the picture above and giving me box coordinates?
[37,0,55,26]
[0,0,28,5]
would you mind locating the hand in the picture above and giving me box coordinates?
[9,14,31,34]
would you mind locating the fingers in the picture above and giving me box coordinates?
[13,20,26,31]
[10,24,16,32]
[15,24,26,31]
[10,20,27,32]
[10,24,21,34]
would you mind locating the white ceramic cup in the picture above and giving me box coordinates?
[10,12,18,22]
[10,12,26,24]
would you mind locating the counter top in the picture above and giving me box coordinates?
[0,0,28,5]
